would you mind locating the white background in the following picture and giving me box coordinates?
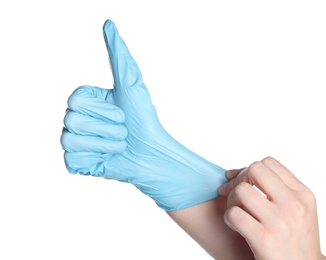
[1,1,325,259]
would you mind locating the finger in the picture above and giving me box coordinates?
[219,161,290,203]
[218,168,248,196]
[227,182,276,223]
[224,206,264,244]
[64,110,127,140]
[219,168,247,195]
[225,167,246,180]
[103,19,145,91]
[261,156,305,191]
[61,128,126,153]
[64,151,112,176]
[68,85,125,123]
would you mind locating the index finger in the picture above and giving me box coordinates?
[103,19,144,91]
[260,156,305,191]
[68,85,125,123]
[218,160,290,203]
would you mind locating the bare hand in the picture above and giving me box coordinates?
[218,156,324,260]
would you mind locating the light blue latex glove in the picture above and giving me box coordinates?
[61,19,227,211]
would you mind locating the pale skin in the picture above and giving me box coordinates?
[167,197,254,259]
[168,156,325,259]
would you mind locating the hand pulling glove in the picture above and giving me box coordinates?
[60,20,227,211]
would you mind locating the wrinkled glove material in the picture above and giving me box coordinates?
[61,20,228,211]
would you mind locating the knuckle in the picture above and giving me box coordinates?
[248,161,262,172]
[291,200,310,219]
[60,129,71,151]
[63,111,77,130]
[247,161,263,178]
[287,189,316,219]
[227,206,242,221]
[233,182,251,196]
[301,186,317,208]
[67,85,90,110]
[262,156,276,165]
[67,88,81,109]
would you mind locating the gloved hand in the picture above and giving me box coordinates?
[60,19,227,211]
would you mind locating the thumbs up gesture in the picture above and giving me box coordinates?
[60,20,227,211]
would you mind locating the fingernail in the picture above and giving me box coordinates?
[226,169,240,180]
[239,167,247,176]
[224,211,236,231]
